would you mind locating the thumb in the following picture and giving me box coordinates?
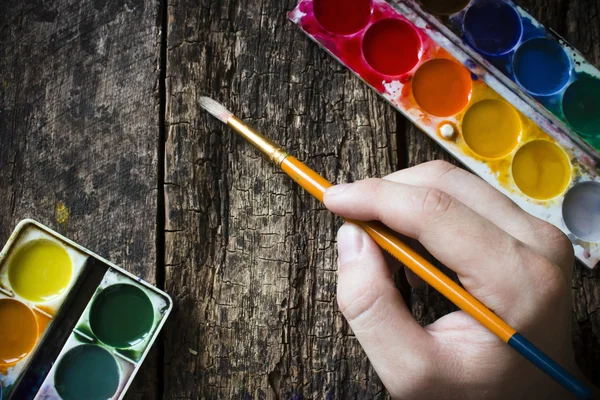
[336,223,435,393]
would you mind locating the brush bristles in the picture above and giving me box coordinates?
[199,97,233,123]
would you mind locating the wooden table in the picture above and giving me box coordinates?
[1,0,599,398]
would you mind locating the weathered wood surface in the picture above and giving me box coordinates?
[1,0,599,399]
[164,0,600,398]
[0,0,161,398]
[163,1,398,397]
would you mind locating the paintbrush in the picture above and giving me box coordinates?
[198,96,593,400]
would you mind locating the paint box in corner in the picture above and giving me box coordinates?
[289,0,600,268]
[406,0,600,158]
[0,219,172,400]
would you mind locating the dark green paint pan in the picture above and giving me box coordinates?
[90,284,155,349]
[562,78,600,139]
[54,344,120,400]
[1,221,173,400]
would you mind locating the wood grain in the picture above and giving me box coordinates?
[0,0,161,398]
[164,0,600,397]
[1,0,599,398]
[163,0,398,397]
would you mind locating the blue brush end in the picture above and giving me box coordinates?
[508,333,594,399]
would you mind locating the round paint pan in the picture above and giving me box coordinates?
[412,58,472,117]
[513,38,571,97]
[89,284,154,349]
[0,299,38,365]
[54,344,120,400]
[563,181,600,242]
[8,239,72,303]
[313,0,373,36]
[511,140,571,200]
[562,78,600,138]
[463,0,523,57]
[419,0,471,15]
[362,18,422,77]
[462,99,521,159]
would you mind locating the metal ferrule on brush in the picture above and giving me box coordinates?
[227,116,289,166]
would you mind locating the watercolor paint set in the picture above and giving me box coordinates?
[411,0,600,155]
[289,0,600,268]
[0,220,172,400]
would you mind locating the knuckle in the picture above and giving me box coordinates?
[337,280,387,325]
[542,266,568,302]
[427,160,457,177]
[540,223,574,260]
[369,178,386,197]
[529,254,568,304]
[362,177,381,186]
[369,179,389,220]
[413,187,453,217]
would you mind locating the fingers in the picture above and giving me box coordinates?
[336,223,435,393]
[325,179,554,320]
[383,161,573,276]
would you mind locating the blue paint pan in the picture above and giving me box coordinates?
[513,38,571,97]
[463,0,523,57]
[407,0,600,157]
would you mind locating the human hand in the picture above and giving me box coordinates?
[324,161,593,400]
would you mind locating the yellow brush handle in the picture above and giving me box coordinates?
[218,109,591,398]
[280,155,516,342]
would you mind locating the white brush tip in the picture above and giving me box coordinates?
[199,96,233,123]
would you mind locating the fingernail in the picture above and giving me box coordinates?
[337,223,365,270]
[326,184,352,197]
